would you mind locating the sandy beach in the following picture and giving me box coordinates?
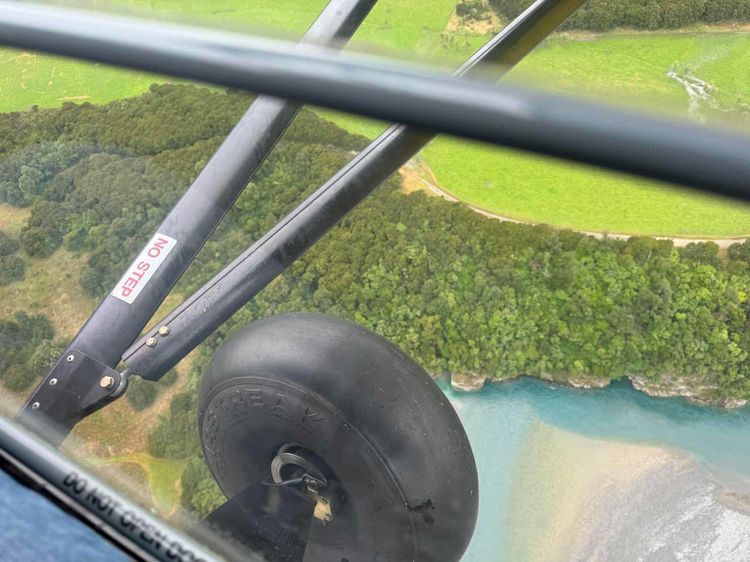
[505,421,750,561]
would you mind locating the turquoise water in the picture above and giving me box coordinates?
[445,377,750,561]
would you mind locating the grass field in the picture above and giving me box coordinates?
[86,453,185,515]
[0,204,29,236]
[2,1,750,236]
[431,31,750,237]
[422,140,750,237]
[0,50,164,114]
[321,30,750,237]
[114,0,459,52]
[0,0,457,113]
[0,249,97,337]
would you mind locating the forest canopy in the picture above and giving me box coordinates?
[2,83,750,514]
[489,0,750,31]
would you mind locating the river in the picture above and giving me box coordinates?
[448,377,750,561]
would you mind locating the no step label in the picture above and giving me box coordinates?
[111,233,177,304]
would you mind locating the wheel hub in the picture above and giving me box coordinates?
[270,444,340,524]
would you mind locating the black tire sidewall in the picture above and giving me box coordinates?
[198,314,478,561]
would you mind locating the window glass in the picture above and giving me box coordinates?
[1,1,750,561]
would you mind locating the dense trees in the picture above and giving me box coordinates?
[0,230,24,286]
[20,201,69,257]
[456,0,493,21]
[0,231,20,256]
[0,312,56,391]
[0,84,367,299]
[489,0,750,30]
[126,377,159,411]
[0,255,25,286]
[148,390,202,460]
[0,141,102,207]
[3,83,750,514]
[126,368,178,411]
[678,241,722,268]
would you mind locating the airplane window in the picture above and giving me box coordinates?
[1,1,749,561]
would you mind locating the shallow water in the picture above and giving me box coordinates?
[446,378,750,561]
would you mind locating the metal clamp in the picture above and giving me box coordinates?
[16,350,124,446]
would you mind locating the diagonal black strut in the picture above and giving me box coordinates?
[124,0,588,380]
[17,0,379,446]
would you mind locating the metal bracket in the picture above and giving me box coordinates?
[271,448,335,524]
[16,350,124,446]
[202,483,316,562]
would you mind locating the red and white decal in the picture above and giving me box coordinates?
[111,233,177,304]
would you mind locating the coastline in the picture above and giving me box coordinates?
[503,421,750,562]
[449,371,749,409]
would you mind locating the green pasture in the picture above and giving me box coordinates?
[113,0,459,52]
[322,30,750,237]
[1,0,750,236]
[86,452,185,515]
[423,139,750,238]
[0,51,162,114]
[0,0,458,115]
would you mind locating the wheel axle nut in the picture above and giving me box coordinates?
[100,375,116,389]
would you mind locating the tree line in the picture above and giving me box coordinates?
[489,0,750,31]
[3,83,750,515]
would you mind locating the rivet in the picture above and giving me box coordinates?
[158,326,170,336]
[99,376,115,389]
[66,354,75,363]
[31,402,40,410]
[49,378,58,386]
[146,337,157,347]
